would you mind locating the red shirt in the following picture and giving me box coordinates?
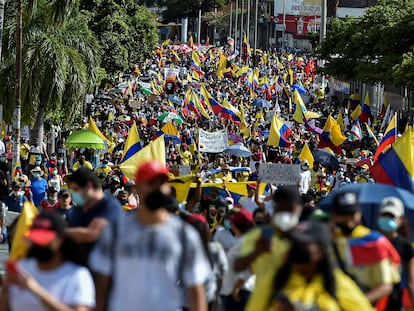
[40,199,60,211]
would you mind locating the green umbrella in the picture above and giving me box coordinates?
[157,112,184,124]
[66,130,106,150]
[140,87,153,95]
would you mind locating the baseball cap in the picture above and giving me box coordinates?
[58,190,70,198]
[135,160,169,183]
[229,209,253,226]
[247,183,257,190]
[380,197,404,217]
[187,213,207,224]
[27,211,65,246]
[332,192,360,215]
[290,220,331,249]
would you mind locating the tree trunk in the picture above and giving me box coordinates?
[0,0,6,61]
[31,104,45,150]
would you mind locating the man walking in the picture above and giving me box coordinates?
[90,160,210,311]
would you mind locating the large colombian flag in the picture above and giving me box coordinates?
[374,114,397,161]
[267,115,292,147]
[371,126,414,192]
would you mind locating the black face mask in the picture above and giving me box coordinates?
[255,221,267,226]
[335,223,355,236]
[288,243,312,264]
[145,190,168,211]
[28,245,54,262]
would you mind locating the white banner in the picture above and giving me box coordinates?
[259,163,301,185]
[164,67,180,80]
[199,130,228,153]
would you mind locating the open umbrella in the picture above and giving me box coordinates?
[139,87,153,95]
[66,130,106,150]
[319,184,414,240]
[312,149,339,170]
[224,145,252,157]
[252,98,272,108]
[157,112,184,124]
[292,84,307,95]
[166,95,182,105]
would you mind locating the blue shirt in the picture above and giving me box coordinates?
[30,178,48,207]
[69,197,122,254]
[4,194,27,213]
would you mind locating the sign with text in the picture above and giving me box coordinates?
[259,163,301,185]
[199,129,228,153]
[164,67,180,80]
[179,165,192,176]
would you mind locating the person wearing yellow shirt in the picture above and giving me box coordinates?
[72,155,93,172]
[214,164,233,183]
[180,144,193,165]
[20,139,31,172]
[331,191,401,307]
[94,160,112,187]
[234,186,302,311]
[269,221,373,311]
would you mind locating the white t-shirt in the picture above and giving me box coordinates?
[89,214,211,311]
[214,226,237,254]
[238,196,259,214]
[299,170,312,194]
[9,259,95,311]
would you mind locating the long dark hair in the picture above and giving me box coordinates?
[272,242,337,304]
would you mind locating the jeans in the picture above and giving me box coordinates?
[221,290,251,311]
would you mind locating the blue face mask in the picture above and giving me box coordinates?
[223,219,231,229]
[33,173,40,179]
[35,160,41,165]
[378,217,398,233]
[71,191,85,206]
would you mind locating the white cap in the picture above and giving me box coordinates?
[380,197,404,217]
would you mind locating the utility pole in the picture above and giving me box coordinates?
[319,0,327,87]
[247,0,250,43]
[234,0,238,51]
[12,0,22,170]
[197,8,202,44]
[240,0,244,61]
[254,0,258,54]
[229,2,233,38]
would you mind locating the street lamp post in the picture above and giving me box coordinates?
[12,0,22,170]
[229,2,233,38]
[235,0,238,50]
[240,0,244,61]
[254,0,258,54]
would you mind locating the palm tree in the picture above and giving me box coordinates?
[0,0,101,143]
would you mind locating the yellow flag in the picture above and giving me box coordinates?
[299,144,314,167]
[161,122,179,137]
[10,201,39,260]
[108,111,115,122]
[189,36,194,47]
[162,38,171,46]
[337,112,345,132]
[323,115,346,146]
[217,53,227,79]
[89,117,107,142]
[288,68,294,85]
[120,136,166,180]
[351,105,362,120]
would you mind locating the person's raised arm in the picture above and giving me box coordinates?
[254,179,265,209]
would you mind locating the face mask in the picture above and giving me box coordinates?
[52,170,58,176]
[227,204,233,210]
[58,160,64,164]
[223,219,231,229]
[378,217,398,233]
[335,223,356,236]
[0,158,5,162]
[361,169,367,174]
[288,243,312,264]
[273,212,299,232]
[102,164,107,168]
[51,156,57,161]
[145,190,168,211]
[33,173,40,179]
[255,220,267,226]
[19,182,25,188]
[28,245,54,262]
[48,196,57,202]
[35,161,41,165]
[71,191,85,206]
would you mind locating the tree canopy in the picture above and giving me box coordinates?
[80,0,159,74]
[0,0,101,130]
[316,0,414,87]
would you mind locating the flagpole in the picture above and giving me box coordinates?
[240,0,244,63]
[229,2,233,39]
[247,0,250,44]
[197,8,202,44]
[254,0,258,54]
[234,0,239,52]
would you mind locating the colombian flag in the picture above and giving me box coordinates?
[121,122,142,162]
[371,126,414,192]
[267,115,292,147]
[320,115,346,146]
[348,93,360,111]
[359,92,372,123]
[374,114,397,161]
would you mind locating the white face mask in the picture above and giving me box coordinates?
[273,211,299,232]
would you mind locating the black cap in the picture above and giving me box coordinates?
[332,192,360,215]
[58,190,70,198]
[27,211,66,246]
[290,220,331,249]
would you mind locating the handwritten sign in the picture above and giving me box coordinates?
[179,165,192,176]
[259,163,300,185]
[164,67,180,80]
[199,129,228,153]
